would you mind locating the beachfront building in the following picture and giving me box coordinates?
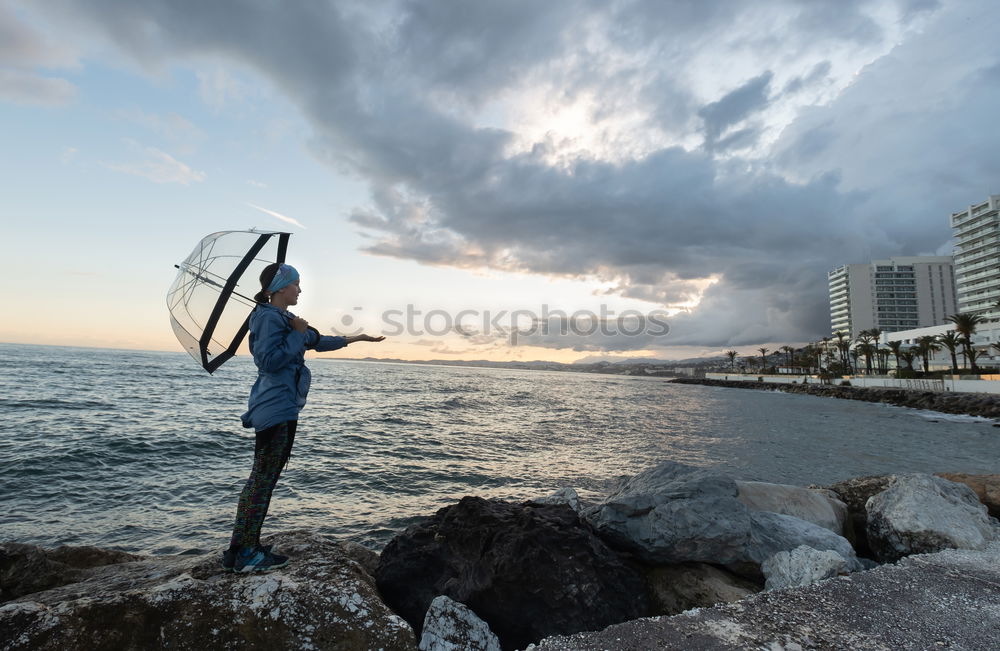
[951,194,1000,318]
[884,323,1000,371]
[828,256,957,338]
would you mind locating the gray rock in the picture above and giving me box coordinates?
[736,481,848,535]
[0,542,143,603]
[340,540,380,577]
[644,563,759,614]
[584,462,859,575]
[531,487,581,513]
[744,512,861,572]
[935,472,1000,518]
[761,545,850,591]
[866,474,999,562]
[419,595,501,651]
[2,531,417,650]
[582,461,751,564]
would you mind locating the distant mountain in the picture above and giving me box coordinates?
[327,356,708,377]
[572,355,726,366]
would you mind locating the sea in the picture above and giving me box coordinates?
[3,342,999,556]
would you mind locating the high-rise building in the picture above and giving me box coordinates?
[828,256,957,337]
[951,195,1000,317]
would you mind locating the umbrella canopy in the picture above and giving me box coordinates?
[167,230,290,373]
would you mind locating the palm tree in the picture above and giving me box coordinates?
[947,313,987,372]
[856,329,877,375]
[820,336,831,371]
[867,327,884,374]
[758,347,769,371]
[937,331,962,374]
[970,347,991,372]
[856,341,876,375]
[780,345,795,369]
[833,331,851,372]
[914,335,940,373]
[887,340,903,372]
[725,350,739,371]
[804,344,821,372]
[876,348,890,375]
[899,351,916,371]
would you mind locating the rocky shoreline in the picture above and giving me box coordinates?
[2,463,998,650]
[670,377,1000,420]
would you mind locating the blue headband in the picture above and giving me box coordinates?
[267,264,299,293]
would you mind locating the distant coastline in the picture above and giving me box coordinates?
[328,356,690,377]
[670,377,1000,421]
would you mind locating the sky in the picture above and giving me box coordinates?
[3,0,1000,364]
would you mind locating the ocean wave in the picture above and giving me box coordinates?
[0,397,115,410]
[909,410,996,424]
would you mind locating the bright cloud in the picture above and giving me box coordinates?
[246,202,307,230]
[107,142,206,185]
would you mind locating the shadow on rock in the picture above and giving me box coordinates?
[375,496,652,651]
[2,531,416,651]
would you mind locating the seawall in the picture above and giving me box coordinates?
[669,377,1000,420]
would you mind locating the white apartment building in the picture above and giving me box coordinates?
[951,194,1000,317]
[828,256,957,337]
[883,323,1000,371]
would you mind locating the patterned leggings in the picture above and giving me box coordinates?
[229,420,297,549]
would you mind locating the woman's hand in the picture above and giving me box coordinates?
[290,316,309,333]
[347,333,385,343]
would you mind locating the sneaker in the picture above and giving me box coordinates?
[234,545,288,573]
[222,544,273,573]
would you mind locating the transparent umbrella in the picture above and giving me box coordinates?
[166,230,290,373]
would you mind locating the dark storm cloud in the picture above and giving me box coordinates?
[44,0,997,351]
[390,0,578,103]
[698,71,773,147]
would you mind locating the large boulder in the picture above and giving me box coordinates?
[2,531,417,650]
[644,563,759,614]
[743,511,861,571]
[761,545,850,591]
[375,496,650,651]
[419,595,501,651]
[582,461,751,564]
[825,474,895,557]
[1,542,143,603]
[867,474,999,562]
[736,481,849,536]
[583,462,859,576]
[936,473,1000,519]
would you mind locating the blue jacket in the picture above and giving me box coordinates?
[240,303,347,431]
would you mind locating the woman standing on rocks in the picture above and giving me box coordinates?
[225,262,384,573]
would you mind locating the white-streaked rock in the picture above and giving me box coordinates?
[761,545,849,590]
[419,595,501,651]
[531,487,581,513]
[1,531,417,650]
[867,474,999,562]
